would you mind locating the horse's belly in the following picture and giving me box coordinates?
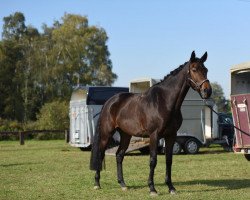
[118,120,149,137]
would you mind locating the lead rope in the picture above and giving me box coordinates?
[206,104,250,137]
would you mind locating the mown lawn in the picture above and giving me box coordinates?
[0,140,249,200]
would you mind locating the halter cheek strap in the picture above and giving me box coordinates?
[187,68,209,90]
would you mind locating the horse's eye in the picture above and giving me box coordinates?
[192,68,197,72]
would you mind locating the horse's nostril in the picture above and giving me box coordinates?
[208,88,212,96]
[204,88,212,98]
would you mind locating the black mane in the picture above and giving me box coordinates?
[157,61,189,84]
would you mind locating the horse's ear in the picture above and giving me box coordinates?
[200,52,207,63]
[190,51,196,62]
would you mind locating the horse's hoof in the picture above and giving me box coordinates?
[94,185,101,190]
[150,191,158,196]
[169,189,176,195]
[121,186,128,191]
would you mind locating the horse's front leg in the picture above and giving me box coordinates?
[148,132,159,196]
[165,136,176,194]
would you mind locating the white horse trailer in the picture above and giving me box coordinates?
[69,86,129,149]
[130,78,219,154]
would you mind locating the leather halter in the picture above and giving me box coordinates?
[188,77,209,90]
[187,64,209,91]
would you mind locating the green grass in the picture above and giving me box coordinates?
[0,140,250,200]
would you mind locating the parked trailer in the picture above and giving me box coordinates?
[130,78,230,154]
[231,62,250,161]
[69,86,129,149]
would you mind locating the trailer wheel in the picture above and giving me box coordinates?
[173,141,182,154]
[184,138,199,154]
[79,146,91,151]
[244,154,250,161]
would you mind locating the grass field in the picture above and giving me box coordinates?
[0,140,249,200]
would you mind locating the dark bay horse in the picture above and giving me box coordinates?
[90,51,212,195]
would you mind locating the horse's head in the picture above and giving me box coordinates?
[188,51,212,99]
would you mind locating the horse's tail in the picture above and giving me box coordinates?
[90,118,103,171]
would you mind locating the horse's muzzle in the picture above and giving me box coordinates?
[200,88,212,99]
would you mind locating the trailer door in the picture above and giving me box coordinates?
[70,101,94,147]
[231,94,250,148]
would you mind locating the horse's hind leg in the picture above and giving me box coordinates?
[93,141,107,189]
[93,126,115,189]
[116,132,132,190]
[94,170,101,189]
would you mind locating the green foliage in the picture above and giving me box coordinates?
[0,12,117,122]
[0,40,25,121]
[211,82,230,113]
[23,100,69,140]
[0,118,23,140]
[2,12,26,40]
[0,118,23,131]
[35,100,69,130]
[0,100,68,140]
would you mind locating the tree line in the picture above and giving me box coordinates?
[0,12,117,123]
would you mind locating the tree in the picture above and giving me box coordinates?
[21,26,42,121]
[35,100,69,130]
[0,12,117,122]
[210,82,230,112]
[0,12,28,121]
[0,39,24,121]
[46,14,117,99]
[1,12,42,121]
[2,12,26,40]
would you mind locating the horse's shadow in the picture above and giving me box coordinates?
[128,179,250,191]
[175,179,250,190]
[0,162,43,167]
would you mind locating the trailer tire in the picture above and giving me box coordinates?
[80,146,91,151]
[244,154,250,161]
[184,138,199,154]
[173,141,182,154]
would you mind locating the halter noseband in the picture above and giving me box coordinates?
[188,77,209,90]
[187,63,209,91]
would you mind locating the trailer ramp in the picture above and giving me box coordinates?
[105,138,150,156]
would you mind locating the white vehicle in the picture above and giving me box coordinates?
[69,86,128,149]
[130,78,221,154]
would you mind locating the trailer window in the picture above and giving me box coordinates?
[231,72,250,95]
[87,88,128,105]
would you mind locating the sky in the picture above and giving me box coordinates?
[1,0,250,98]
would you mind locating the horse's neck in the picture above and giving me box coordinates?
[174,76,190,110]
[161,65,190,110]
